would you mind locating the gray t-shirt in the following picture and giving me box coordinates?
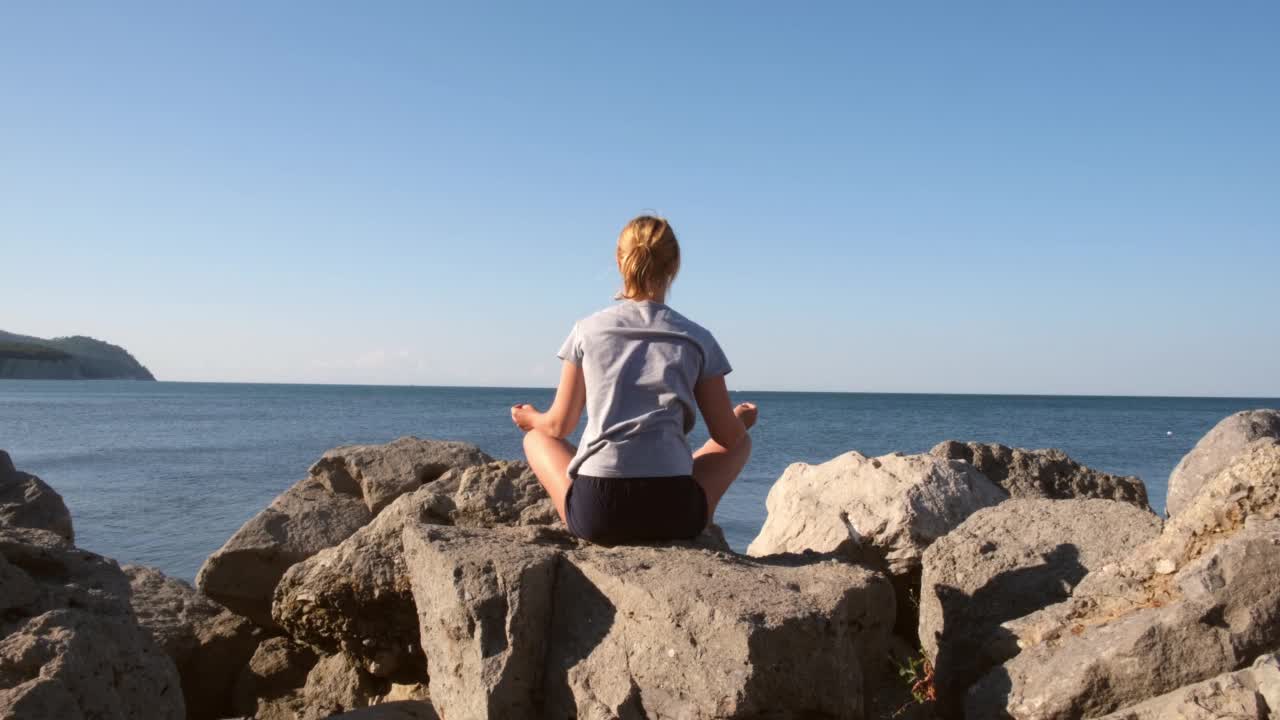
[558,300,732,479]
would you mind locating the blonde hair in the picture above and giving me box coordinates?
[616,215,680,301]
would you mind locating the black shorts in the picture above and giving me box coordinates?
[565,474,708,545]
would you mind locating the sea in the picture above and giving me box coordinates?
[1,380,1275,583]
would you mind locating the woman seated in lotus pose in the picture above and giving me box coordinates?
[511,215,756,544]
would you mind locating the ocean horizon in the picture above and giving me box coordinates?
[3,379,1277,583]
[74,378,1278,400]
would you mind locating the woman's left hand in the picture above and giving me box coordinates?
[511,403,538,432]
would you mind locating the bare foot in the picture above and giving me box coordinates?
[734,402,758,430]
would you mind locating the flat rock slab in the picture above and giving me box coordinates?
[404,522,896,720]
[918,498,1161,715]
[1166,409,1280,517]
[967,439,1280,719]
[930,441,1151,511]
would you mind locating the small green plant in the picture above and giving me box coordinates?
[895,653,937,705]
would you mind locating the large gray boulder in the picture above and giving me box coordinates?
[967,439,1280,719]
[0,526,184,719]
[0,450,73,542]
[918,499,1161,716]
[272,461,558,680]
[930,441,1151,511]
[1094,653,1280,719]
[197,437,492,627]
[404,522,896,720]
[310,436,493,515]
[196,476,373,627]
[124,564,262,720]
[1166,409,1280,517]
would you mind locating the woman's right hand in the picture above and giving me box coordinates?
[511,403,538,432]
[734,402,758,430]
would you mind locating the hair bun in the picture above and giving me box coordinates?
[616,216,680,300]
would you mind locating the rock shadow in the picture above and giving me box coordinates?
[540,558,621,719]
[748,543,917,641]
[963,667,1013,720]
[743,587,868,718]
[931,543,1085,718]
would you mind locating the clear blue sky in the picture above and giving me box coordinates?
[3,3,1277,396]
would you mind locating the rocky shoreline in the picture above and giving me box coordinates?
[2,410,1278,719]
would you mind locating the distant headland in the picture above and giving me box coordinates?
[0,330,155,380]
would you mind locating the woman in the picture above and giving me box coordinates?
[511,215,756,544]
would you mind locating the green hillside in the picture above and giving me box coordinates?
[0,331,156,380]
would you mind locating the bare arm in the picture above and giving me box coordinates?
[511,360,586,439]
[694,374,747,449]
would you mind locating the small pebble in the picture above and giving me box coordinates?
[667,648,676,658]
[1154,558,1177,575]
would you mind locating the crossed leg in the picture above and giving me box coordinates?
[524,402,755,531]
[523,429,575,524]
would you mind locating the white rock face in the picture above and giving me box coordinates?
[747,450,1005,576]
[1166,409,1280,517]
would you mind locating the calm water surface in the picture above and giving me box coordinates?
[1,380,1274,581]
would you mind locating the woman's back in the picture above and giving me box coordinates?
[560,299,731,480]
[512,214,754,545]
